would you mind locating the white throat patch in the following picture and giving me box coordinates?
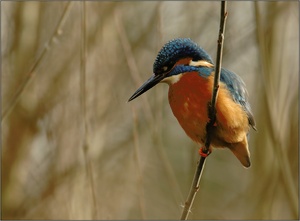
[160,74,183,85]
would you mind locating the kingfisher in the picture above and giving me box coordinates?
[128,38,256,168]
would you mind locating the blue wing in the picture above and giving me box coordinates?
[220,68,256,130]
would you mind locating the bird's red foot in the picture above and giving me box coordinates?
[198,146,211,158]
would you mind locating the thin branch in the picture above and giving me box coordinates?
[114,9,154,124]
[80,2,98,219]
[180,2,227,220]
[1,2,73,123]
[205,1,227,153]
[131,106,146,218]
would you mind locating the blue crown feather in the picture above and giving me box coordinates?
[153,38,214,74]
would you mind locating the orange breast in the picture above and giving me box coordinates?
[168,72,249,147]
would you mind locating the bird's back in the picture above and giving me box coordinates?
[220,68,256,130]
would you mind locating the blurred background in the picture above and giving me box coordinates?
[2,1,298,220]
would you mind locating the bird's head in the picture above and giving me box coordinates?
[128,38,214,101]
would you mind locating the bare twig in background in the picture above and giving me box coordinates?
[1,2,73,122]
[254,2,298,217]
[131,106,146,218]
[114,9,154,123]
[80,2,98,219]
[180,2,227,220]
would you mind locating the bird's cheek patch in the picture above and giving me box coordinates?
[161,74,183,85]
[189,60,214,68]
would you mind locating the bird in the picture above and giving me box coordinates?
[128,38,256,168]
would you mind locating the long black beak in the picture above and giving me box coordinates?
[128,74,165,102]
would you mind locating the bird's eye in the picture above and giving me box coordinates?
[162,66,168,72]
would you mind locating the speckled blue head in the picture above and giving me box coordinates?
[153,38,214,74]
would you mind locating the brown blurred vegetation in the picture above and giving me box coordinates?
[2,1,298,220]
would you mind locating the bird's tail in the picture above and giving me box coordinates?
[228,136,251,168]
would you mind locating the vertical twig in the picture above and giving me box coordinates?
[180,2,227,220]
[80,2,98,219]
[204,1,227,152]
[114,9,154,123]
[131,106,146,218]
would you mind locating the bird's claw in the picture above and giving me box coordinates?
[198,146,211,158]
